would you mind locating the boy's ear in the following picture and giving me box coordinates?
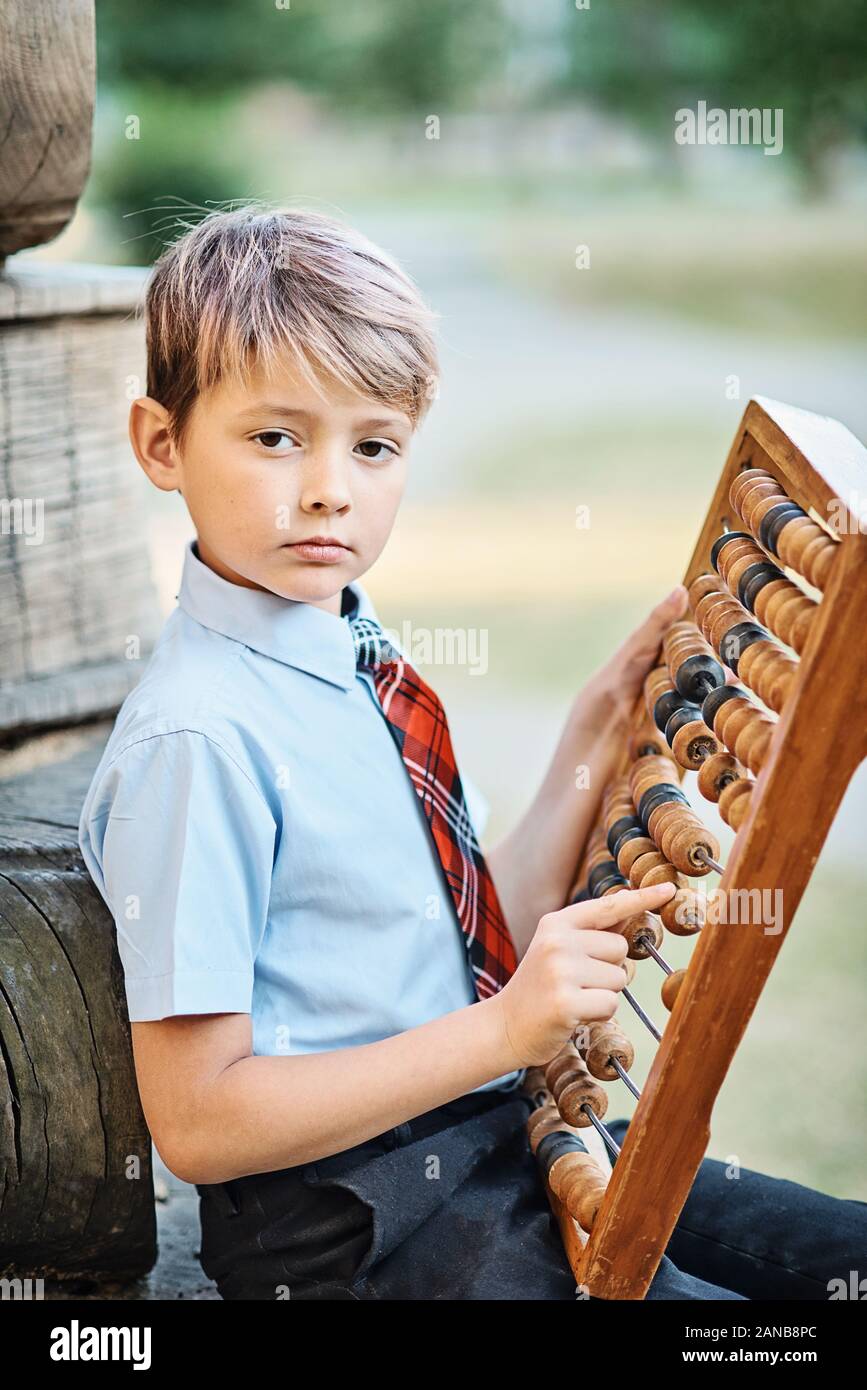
[129,396,182,493]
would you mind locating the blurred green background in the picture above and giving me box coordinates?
[29,0,867,1196]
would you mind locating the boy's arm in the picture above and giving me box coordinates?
[132,885,671,1186]
[133,998,514,1184]
[485,687,626,959]
[485,586,689,959]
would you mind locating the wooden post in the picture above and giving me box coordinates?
[1,0,160,1284]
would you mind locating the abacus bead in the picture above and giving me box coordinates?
[527,1103,563,1148]
[628,851,664,888]
[619,910,664,957]
[718,776,753,829]
[661,969,686,1011]
[629,725,667,759]
[812,540,837,588]
[523,1066,548,1097]
[557,1075,608,1127]
[662,886,705,936]
[637,861,680,889]
[672,719,718,769]
[585,1028,635,1080]
[697,750,741,802]
[617,835,657,877]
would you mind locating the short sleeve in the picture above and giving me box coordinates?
[460,770,491,842]
[78,731,277,1022]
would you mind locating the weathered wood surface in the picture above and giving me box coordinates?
[0,260,161,741]
[0,729,157,1281]
[0,1,95,259]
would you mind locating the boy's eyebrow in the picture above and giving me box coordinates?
[234,402,409,431]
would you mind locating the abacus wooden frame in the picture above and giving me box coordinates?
[547,396,867,1300]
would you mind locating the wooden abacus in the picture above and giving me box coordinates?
[525,396,867,1300]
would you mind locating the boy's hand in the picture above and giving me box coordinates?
[493,882,676,1067]
[584,585,690,726]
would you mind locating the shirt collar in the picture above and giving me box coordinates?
[176,537,382,691]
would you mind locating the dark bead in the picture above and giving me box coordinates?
[663,702,704,746]
[673,652,725,702]
[637,782,688,828]
[710,530,753,572]
[607,815,642,856]
[536,1130,589,1176]
[738,560,783,611]
[702,682,748,726]
[719,621,767,673]
[588,860,626,897]
[610,825,646,862]
[652,688,683,732]
[758,501,805,556]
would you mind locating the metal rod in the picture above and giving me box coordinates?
[610,1056,641,1100]
[622,985,662,1042]
[581,1104,622,1157]
[695,846,726,875]
[639,937,673,975]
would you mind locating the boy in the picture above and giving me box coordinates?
[79,206,866,1301]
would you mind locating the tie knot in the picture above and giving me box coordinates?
[349,616,402,671]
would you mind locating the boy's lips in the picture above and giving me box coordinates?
[286,538,351,562]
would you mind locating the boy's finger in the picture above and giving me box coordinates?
[568,882,676,931]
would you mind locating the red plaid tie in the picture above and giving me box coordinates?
[350,616,517,1000]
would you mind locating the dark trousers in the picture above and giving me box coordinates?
[195,1088,867,1300]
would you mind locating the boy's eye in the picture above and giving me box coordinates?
[355,439,397,462]
[254,430,297,451]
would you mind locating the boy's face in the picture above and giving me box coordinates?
[133,356,414,614]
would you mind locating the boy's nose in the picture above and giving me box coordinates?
[299,450,352,508]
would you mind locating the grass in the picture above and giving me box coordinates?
[491,203,867,342]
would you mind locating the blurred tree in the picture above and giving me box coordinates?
[96,0,506,111]
[558,0,867,191]
[93,0,508,258]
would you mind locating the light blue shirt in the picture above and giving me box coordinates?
[78,538,522,1093]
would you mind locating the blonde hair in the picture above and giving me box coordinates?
[144,204,440,442]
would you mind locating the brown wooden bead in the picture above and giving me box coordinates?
[560,1155,610,1232]
[812,539,837,588]
[578,1021,635,1081]
[527,1103,565,1149]
[629,727,668,760]
[637,860,680,890]
[697,750,742,802]
[661,969,686,1011]
[617,835,657,877]
[616,909,664,958]
[627,850,663,888]
[557,1073,609,1128]
[718,776,753,829]
[672,719,718,769]
[545,1047,581,1092]
[733,714,775,773]
[662,886,705,936]
[522,1067,549,1099]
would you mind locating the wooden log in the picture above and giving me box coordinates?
[0,260,162,740]
[0,730,157,1282]
[0,1,96,258]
